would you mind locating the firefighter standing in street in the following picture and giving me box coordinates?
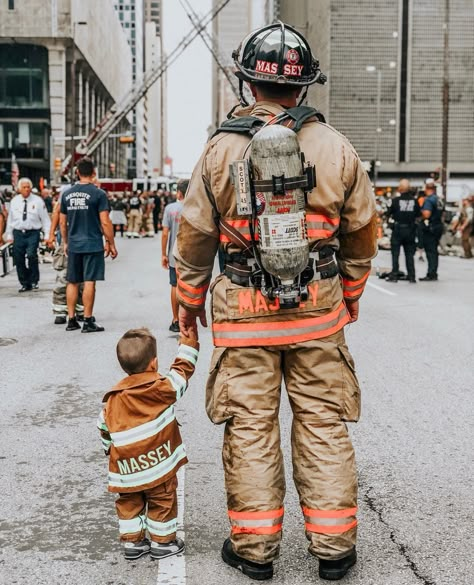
[386,179,421,283]
[175,23,377,581]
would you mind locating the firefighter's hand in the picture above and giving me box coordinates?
[346,299,359,323]
[179,305,207,339]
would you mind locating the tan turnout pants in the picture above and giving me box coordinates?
[206,328,360,563]
[115,476,178,543]
[127,209,142,235]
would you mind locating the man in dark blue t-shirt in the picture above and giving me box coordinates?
[60,157,117,332]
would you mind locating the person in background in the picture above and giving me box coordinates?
[110,194,128,238]
[4,178,51,292]
[458,197,473,259]
[41,188,53,215]
[162,179,189,333]
[60,157,117,332]
[140,191,155,237]
[386,179,420,283]
[420,178,443,281]
[127,191,142,238]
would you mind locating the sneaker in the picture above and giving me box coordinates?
[77,314,85,322]
[66,317,81,331]
[18,285,32,293]
[150,538,185,560]
[319,548,357,581]
[385,273,398,283]
[123,539,151,561]
[54,315,67,325]
[169,321,180,333]
[408,277,417,283]
[31,283,39,291]
[221,538,273,581]
[82,318,105,333]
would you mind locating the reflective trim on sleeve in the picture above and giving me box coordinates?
[212,302,350,347]
[228,507,284,535]
[177,344,199,366]
[118,515,146,536]
[147,517,178,537]
[219,219,259,243]
[306,214,340,240]
[303,506,357,535]
[342,271,370,299]
[166,369,188,399]
[109,405,175,448]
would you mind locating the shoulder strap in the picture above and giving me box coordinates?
[282,106,326,131]
[212,116,264,138]
[212,106,326,139]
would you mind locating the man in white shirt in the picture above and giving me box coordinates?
[4,177,51,292]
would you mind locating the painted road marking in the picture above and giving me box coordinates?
[367,280,397,296]
[157,466,186,584]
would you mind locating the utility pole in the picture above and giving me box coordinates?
[441,0,450,200]
[70,22,87,167]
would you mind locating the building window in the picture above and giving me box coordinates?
[8,0,14,9]
[0,122,49,159]
[0,44,49,108]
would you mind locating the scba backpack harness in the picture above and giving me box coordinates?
[205,106,338,309]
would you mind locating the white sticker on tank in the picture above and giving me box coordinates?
[259,212,307,250]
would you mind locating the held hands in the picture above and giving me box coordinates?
[179,305,207,340]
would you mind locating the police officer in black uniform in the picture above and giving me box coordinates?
[386,179,421,283]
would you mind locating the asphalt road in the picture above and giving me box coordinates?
[0,238,472,585]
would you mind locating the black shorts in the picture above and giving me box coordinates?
[169,266,177,287]
[67,251,105,283]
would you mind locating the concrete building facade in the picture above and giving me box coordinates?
[277,0,474,180]
[145,21,167,176]
[114,0,147,178]
[0,0,133,184]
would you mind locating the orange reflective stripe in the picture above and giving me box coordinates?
[213,303,350,347]
[226,219,252,229]
[343,288,364,298]
[229,508,284,521]
[306,214,340,226]
[302,507,357,519]
[220,233,253,243]
[305,520,357,534]
[232,525,282,535]
[307,228,335,239]
[342,271,370,288]
[176,277,209,296]
[177,290,205,306]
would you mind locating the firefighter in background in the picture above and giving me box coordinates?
[140,191,155,237]
[175,23,377,582]
[126,191,142,238]
[46,199,84,324]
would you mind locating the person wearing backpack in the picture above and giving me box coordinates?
[174,22,377,582]
[420,179,444,281]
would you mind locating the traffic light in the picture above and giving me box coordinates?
[119,135,135,144]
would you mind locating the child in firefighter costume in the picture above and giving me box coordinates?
[175,23,377,581]
[97,328,199,560]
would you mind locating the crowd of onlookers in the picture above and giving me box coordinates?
[0,185,178,244]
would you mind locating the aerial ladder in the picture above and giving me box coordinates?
[60,0,233,178]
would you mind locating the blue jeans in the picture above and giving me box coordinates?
[13,229,41,287]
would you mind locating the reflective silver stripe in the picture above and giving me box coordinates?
[97,409,108,431]
[213,309,346,341]
[303,515,356,527]
[166,370,187,399]
[230,517,283,528]
[119,515,146,535]
[147,517,177,536]
[108,444,187,488]
[110,405,175,447]
[177,345,199,366]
